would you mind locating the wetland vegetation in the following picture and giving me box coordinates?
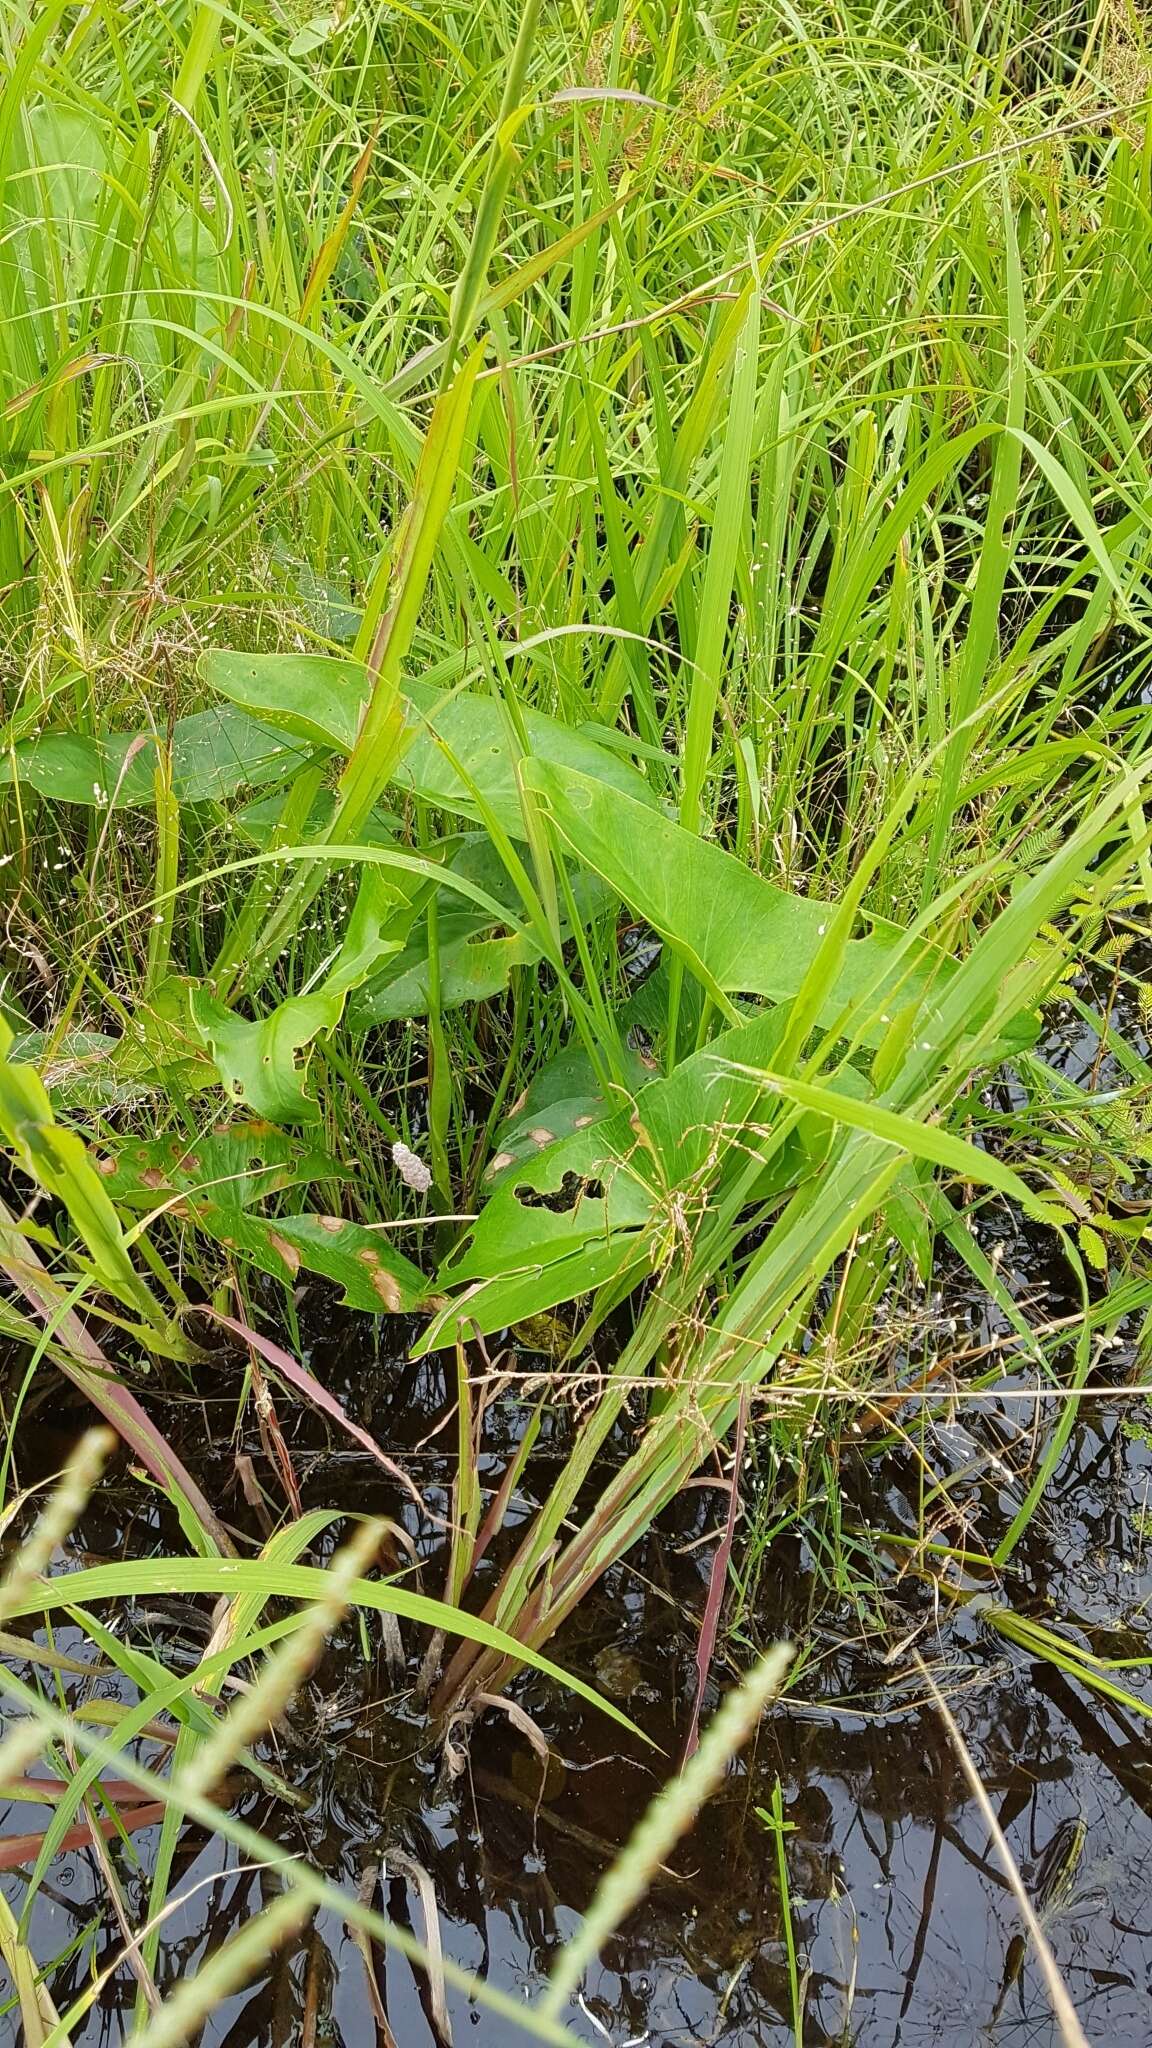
[3,0,1152,2039]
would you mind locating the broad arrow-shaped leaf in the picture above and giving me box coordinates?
[523,761,955,1047]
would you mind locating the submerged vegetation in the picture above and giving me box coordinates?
[3,0,1152,2034]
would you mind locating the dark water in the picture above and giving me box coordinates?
[5,1319,1152,2048]
[4,967,1152,2045]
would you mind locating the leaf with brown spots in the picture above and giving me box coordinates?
[98,1124,344,1213]
[195,1205,424,1313]
[266,1232,301,1277]
[482,1044,644,1183]
[355,1245,403,1310]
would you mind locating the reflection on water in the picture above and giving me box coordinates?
[5,1327,1152,2048]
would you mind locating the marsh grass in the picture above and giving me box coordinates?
[1,0,1152,2026]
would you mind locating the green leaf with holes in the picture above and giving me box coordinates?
[190,987,340,1124]
[418,1007,841,1352]
[348,918,539,1025]
[96,1123,345,1212]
